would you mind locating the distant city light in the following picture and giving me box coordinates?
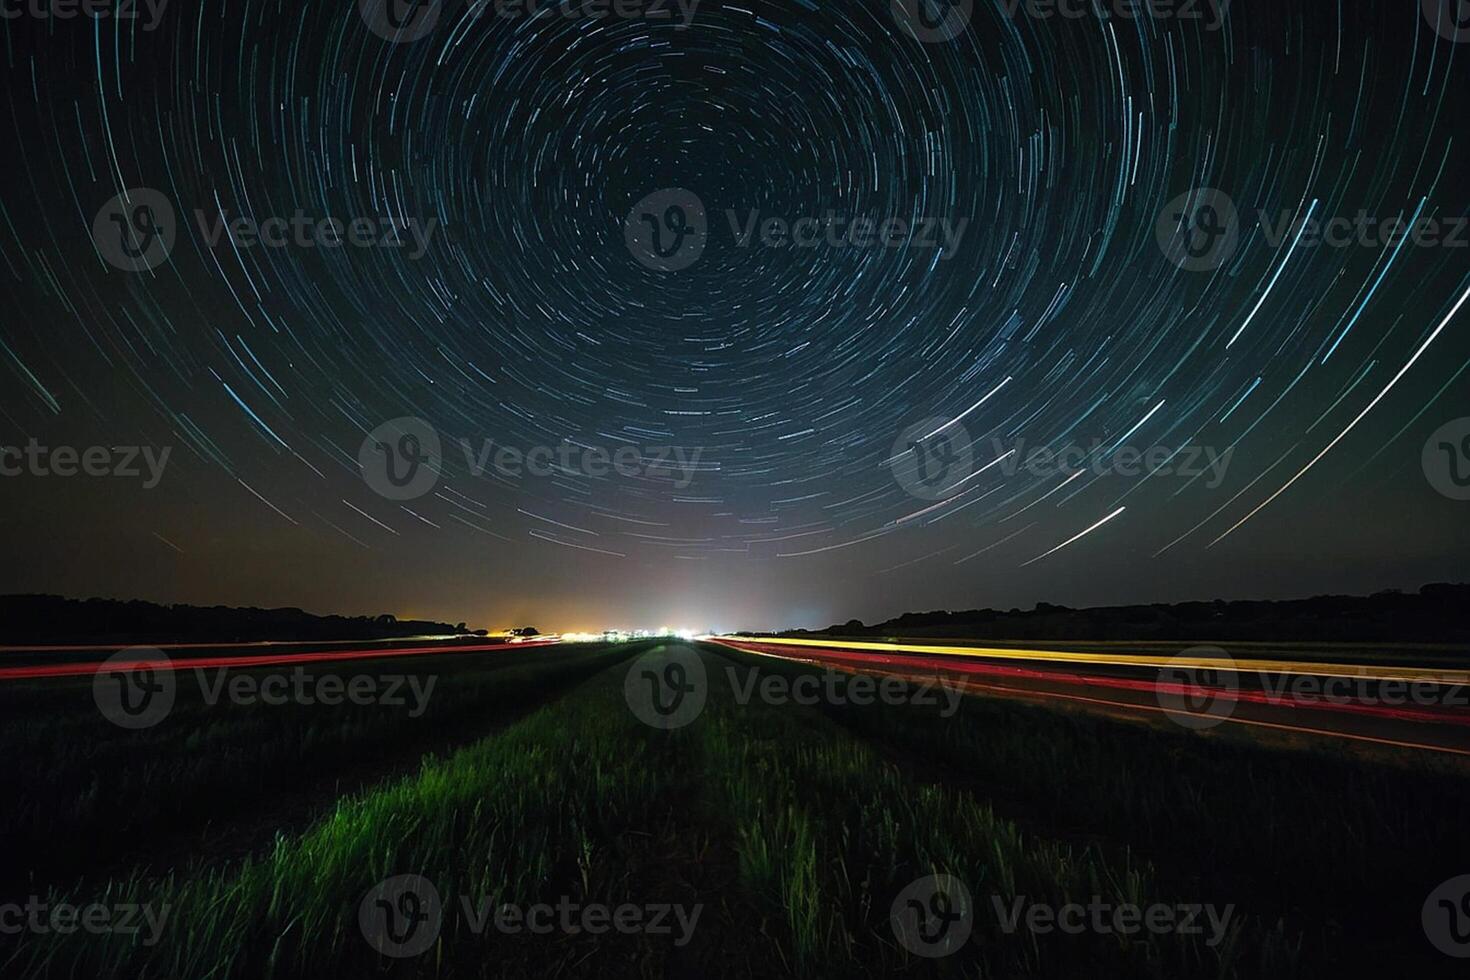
[535,626,708,643]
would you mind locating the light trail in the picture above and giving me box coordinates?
[1210,280,1470,546]
[0,634,473,654]
[710,638,1470,756]
[1021,506,1126,566]
[0,639,556,681]
[712,639,1470,727]
[713,635,1470,685]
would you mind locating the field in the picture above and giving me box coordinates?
[1,640,1466,978]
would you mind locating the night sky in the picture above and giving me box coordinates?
[0,0,1467,631]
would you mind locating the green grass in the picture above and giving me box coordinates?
[700,653,1300,978]
[0,643,624,896]
[3,642,1457,978]
[714,645,1470,975]
[4,655,699,978]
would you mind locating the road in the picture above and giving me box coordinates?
[0,636,556,680]
[6,630,1468,758]
[710,635,1470,758]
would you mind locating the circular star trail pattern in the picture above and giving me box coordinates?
[0,0,1467,625]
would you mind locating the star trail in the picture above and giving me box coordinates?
[0,0,1467,629]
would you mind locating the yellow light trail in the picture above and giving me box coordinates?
[712,639,1470,757]
[719,635,1470,686]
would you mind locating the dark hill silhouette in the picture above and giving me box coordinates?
[0,595,479,645]
[758,583,1470,644]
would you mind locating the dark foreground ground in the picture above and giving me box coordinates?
[2,639,1468,978]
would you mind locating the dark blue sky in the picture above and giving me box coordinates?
[1,0,1467,630]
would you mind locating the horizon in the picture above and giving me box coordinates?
[8,578,1467,638]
